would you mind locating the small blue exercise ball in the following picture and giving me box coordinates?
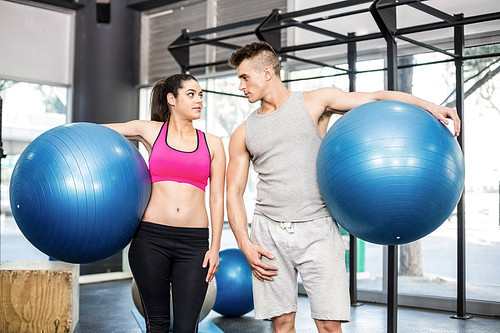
[9,122,151,263]
[213,248,254,317]
[317,101,465,245]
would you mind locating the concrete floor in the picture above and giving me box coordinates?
[75,279,500,333]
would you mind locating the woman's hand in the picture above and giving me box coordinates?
[203,247,220,283]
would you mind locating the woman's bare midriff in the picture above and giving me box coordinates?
[142,181,209,228]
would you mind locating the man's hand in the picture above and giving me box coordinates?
[426,104,461,136]
[240,240,278,282]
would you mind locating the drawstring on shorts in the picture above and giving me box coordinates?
[280,221,295,233]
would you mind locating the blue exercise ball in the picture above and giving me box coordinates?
[9,122,151,263]
[213,248,254,317]
[317,101,465,245]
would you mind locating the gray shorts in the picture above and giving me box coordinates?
[249,214,350,321]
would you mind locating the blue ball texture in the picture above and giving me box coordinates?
[213,248,254,317]
[317,101,465,245]
[9,122,151,263]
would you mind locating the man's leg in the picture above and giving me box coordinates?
[293,217,351,325]
[250,215,299,320]
[314,319,343,333]
[273,312,296,333]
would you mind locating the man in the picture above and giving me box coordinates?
[226,41,460,333]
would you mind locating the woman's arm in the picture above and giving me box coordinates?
[103,120,160,153]
[203,133,226,283]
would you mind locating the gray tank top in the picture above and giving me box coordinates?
[245,91,331,222]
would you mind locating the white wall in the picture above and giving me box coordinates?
[0,1,74,85]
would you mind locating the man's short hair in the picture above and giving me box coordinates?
[228,42,280,76]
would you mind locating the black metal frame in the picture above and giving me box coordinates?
[168,0,499,71]
[167,1,500,332]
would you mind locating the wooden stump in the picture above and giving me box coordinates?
[0,262,79,333]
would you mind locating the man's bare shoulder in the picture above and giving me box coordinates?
[303,88,347,119]
[232,122,246,137]
[228,122,250,156]
[304,87,345,101]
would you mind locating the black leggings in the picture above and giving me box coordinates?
[129,221,209,333]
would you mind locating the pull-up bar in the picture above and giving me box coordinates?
[168,0,500,73]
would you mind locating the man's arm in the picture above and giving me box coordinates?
[305,88,461,136]
[226,122,277,281]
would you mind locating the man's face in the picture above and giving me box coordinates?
[237,59,266,103]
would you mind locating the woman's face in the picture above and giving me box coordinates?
[170,79,203,120]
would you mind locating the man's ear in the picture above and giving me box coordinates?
[264,66,273,80]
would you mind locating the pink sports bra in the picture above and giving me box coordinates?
[149,122,211,191]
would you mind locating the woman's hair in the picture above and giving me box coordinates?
[228,41,280,76]
[150,73,198,121]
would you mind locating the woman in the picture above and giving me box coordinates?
[105,74,225,332]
